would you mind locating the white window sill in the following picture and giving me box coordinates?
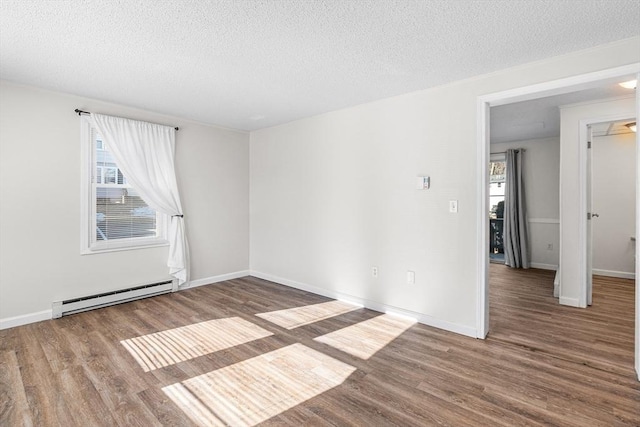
[81,239,169,255]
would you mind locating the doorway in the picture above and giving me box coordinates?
[585,118,637,306]
[476,64,640,379]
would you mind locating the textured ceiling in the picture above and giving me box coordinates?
[1,0,639,131]
[490,83,636,144]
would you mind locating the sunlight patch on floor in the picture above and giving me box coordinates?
[163,343,356,426]
[121,317,273,371]
[313,314,416,360]
[255,300,360,329]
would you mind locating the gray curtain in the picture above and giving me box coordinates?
[504,149,530,268]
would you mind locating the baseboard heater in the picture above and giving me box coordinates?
[52,279,178,318]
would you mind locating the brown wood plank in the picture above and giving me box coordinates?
[16,324,76,426]
[0,350,33,426]
[55,365,118,426]
[137,387,197,427]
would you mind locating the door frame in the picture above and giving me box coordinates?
[579,114,636,308]
[475,62,640,378]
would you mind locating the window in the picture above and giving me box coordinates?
[489,153,506,219]
[81,116,167,253]
[489,153,506,259]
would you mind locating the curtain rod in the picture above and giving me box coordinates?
[490,148,526,155]
[74,109,179,131]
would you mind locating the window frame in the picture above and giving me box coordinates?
[489,153,506,219]
[80,115,168,254]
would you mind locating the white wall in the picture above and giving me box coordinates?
[491,137,560,269]
[251,37,640,335]
[592,131,636,277]
[559,96,636,307]
[0,81,250,322]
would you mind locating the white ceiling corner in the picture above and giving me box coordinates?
[1,0,639,131]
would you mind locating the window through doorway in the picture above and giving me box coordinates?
[489,154,506,263]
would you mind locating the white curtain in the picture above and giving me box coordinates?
[92,113,189,284]
[504,148,530,269]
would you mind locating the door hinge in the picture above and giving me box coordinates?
[587,140,591,149]
[587,212,591,220]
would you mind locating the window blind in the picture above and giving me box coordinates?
[93,135,158,245]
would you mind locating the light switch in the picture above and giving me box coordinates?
[407,270,415,284]
[449,200,458,213]
[416,176,430,190]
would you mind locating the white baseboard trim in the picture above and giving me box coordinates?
[0,271,251,330]
[184,270,250,289]
[0,309,52,330]
[592,269,635,280]
[559,296,581,308]
[530,263,558,271]
[250,270,477,339]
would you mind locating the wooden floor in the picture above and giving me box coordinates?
[489,266,636,376]
[1,266,638,426]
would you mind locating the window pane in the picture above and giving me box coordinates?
[117,169,126,185]
[490,161,506,183]
[93,133,158,243]
[489,160,506,219]
[95,188,157,241]
[104,167,117,184]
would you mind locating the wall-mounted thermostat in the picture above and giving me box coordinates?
[416,176,430,190]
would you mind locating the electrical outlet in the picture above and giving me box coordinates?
[449,200,458,213]
[547,244,553,251]
[372,266,378,278]
[407,270,415,285]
